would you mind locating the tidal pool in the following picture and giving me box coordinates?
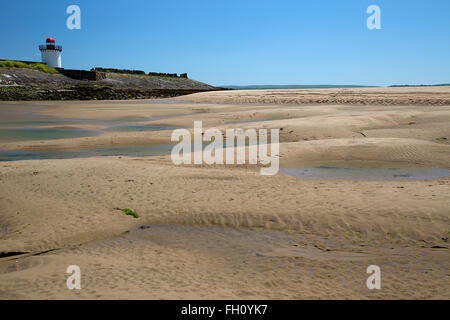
[0,127,100,143]
[225,119,280,124]
[0,140,267,161]
[0,145,174,161]
[279,165,450,181]
[104,124,183,132]
[0,103,200,140]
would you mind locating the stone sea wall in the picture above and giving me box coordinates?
[57,69,106,81]
[0,86,213,101]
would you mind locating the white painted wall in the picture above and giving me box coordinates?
[41,50,62,68]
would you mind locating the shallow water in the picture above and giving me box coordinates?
[280,165,450,181]
[225,118,279,124]
[0,103,202,143]
[104,124,183,132]
[0,145,174,161]
[0,127,100,142]
[0,140,265,161]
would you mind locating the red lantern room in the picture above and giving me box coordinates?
[46,37,56,49]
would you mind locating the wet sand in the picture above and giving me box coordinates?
[0,87,449,299]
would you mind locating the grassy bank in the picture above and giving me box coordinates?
[0,60,57,74]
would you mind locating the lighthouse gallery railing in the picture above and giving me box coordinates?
[39,45,62,51]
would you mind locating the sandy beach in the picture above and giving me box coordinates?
[0,87,449,299]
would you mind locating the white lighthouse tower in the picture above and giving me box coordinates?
[39,37,62,68]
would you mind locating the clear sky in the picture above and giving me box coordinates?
[1,0,449,86]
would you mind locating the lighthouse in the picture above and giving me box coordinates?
[39,37,62,68]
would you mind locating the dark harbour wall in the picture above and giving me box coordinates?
[56,68,188,81]
[57,69,106,81]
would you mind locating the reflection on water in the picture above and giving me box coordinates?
[0,127,100,142]
[104,124,183,132]
[280,165,450,181]
[0,145,173,161]
[0,103,207,161]
[0,140,265,161]
[144,100,211,105]
[225,119,279,124]
[0,110,182,128]
[0,103,201,143]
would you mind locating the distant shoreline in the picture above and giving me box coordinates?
[221,84,450,90]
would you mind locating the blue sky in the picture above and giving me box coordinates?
[1,0,449,86]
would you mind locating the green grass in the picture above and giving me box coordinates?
[436,137,448,141]
[147,75,186,81]
[120,208,139,219]
[407,122,416,125]
[0,60,57,74]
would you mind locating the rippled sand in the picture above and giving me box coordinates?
[0,88,449,299]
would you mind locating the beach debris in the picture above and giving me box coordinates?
[14,224,31,234]
[443,230,450,243]
[0,252,26,258]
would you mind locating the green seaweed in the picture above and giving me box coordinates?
[120,208,139,219]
